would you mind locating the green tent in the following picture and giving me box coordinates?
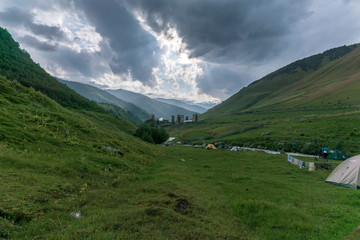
[327,150,348,160]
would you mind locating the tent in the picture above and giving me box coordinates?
[326,155,360,189]
[206,144,217,150]
[327,149,348,160]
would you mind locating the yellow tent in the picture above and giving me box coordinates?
[206,144,217,149]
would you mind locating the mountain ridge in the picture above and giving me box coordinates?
[154,98,207,114]
[107,89,197,121]
[57,78,150,123]
[203,44,360,118]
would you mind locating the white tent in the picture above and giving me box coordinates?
[326,155,360,189]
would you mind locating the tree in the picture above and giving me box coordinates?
[134,124,169,144]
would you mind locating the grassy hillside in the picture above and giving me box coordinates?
[107,89,197,121]
[0,27,102,111]
[204,44,360,117]
[0,75,148,150]
[57,79,150,123]
[0,75,161,238]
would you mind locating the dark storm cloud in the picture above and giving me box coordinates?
[34,40,114,82]
[0,7,65,40]
[1,0,357,101]
[20,35,58,52]
[27,22,65,40]
[1,0,72,11]
[196,65,252,99]
[125,0,311,64]
[49,46,102,78]
[74,0,160,84]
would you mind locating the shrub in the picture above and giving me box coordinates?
[300,142,318,154]
[314,162,333,170]
[134,124,169,144]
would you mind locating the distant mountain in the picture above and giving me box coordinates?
[182,100,218,110]
[203,44,360,118]
[107,89,197,121]
[0,27,103,112]
[57,79,150,123]
[154,98,207,114]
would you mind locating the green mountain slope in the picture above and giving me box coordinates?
[0,74,161,237]
[97,103,142,125]
[0,27,102,111]
[57,79,149,124]
[107,89,197,121]
[0,75,139,144]
[204,44,360,117]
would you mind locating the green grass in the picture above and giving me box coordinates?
[4,145,360,239]
[0,144,154,239]
[167,108,360,156]
[0,76,140,149]
[0,74,160,238]
[153,146,360,240]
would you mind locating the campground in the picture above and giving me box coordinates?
[143,146,360,239]
[3,143,360,239]
[101,146,360,239]
[160,104,360,238]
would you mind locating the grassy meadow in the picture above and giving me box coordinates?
[2,145,360,239]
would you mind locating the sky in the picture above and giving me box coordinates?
[0,0,360,103]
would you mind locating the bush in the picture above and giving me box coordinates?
[134,124,169,144]
[300,142,318,154]
[314,162,333,170]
